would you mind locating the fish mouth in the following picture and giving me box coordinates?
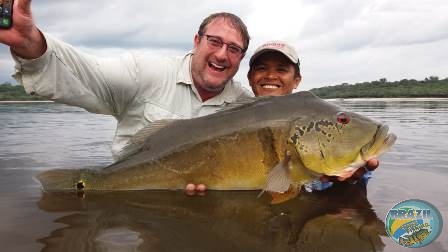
[360,124,397,161]
[332,125,397,179]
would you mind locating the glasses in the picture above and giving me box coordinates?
[200,34,245,57]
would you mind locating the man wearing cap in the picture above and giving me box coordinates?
[246,40,378,191]
[248,40,302,97]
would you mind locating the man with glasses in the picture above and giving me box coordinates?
[1,2,251,159]
[2,1,378,194]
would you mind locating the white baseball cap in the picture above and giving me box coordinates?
[249,40,300,67]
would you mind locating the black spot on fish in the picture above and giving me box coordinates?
[76,181,85,191]
[307,122,314,132]
[315,120,334,132]
[290,133,299,145]
[337,124,343,131]
[320,149,325,159]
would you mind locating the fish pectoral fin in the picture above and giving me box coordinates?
[258,151,292,198]
[269,185,301,204]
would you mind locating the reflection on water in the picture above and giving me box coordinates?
[1,99,448,251]
[37,183,385,252]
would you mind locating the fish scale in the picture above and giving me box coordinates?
[36,91,397,203]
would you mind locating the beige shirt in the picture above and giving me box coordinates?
[12,34,252,159]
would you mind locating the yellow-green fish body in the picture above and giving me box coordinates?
[36,91,397,200]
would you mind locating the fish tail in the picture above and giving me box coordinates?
[35,168,91,191]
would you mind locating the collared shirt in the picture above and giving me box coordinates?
[12,34,252,159]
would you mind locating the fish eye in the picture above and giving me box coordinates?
[336,112,350,124]
[76,181,85,191]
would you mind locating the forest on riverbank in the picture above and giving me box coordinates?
[0,82,46,101]
[309,76,448,98]
[1,76,448,100]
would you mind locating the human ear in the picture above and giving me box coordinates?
[293,76,302,89]
[247,70,254,87]
[193,34,201,50]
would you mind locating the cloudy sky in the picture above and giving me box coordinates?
[1,0,447,91]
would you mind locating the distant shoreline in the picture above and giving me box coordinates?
[325,97,448,101]
[0,100,54,104]
[2,97,448,104]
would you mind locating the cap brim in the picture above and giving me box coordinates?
[249,48,298,66]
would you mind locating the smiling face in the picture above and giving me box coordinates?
[191,18,245,99]
[248,51,301,97]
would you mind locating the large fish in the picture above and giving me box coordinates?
[36,91,397,203]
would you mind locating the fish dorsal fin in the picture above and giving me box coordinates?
[217,96,269,113]
[133,119,177,144]
[116,119,177,160]
[219,91,320,113]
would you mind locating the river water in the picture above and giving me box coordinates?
[0,98,447,252]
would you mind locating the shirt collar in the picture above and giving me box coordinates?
[176,51,194,85]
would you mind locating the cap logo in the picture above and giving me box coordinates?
[262,42,285,49]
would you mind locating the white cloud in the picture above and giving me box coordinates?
[1,0,448,89]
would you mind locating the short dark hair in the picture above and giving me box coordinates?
[198,12,250,52]
[295,65,301,78]
[249,57,301,78]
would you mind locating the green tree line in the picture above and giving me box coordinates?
[0,82,46,101]
[309,76,448,98]
[2,76,448,100]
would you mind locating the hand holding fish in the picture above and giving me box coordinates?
[320,158,379,183]
[185,183,207,196]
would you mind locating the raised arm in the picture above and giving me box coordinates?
[2,0,142,118]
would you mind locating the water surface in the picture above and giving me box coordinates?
[0,99,447,251]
